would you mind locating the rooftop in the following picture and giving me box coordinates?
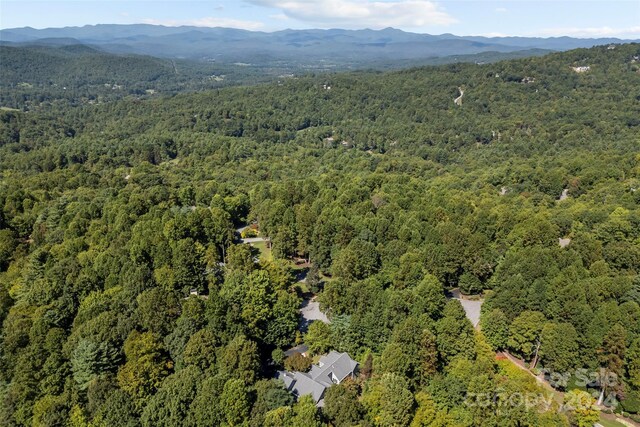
[277,351,358,406]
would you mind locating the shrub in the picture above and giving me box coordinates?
[284,353,312,372]
[458,272,483,295]
[621,390,640,414]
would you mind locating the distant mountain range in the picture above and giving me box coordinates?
[1,24,636,67]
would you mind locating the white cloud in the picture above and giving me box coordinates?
[142,17,265,30]
[537,26,640,39]
[477,32,510,38]
[269,13,291,21]
[245,0,457,29]
[495,7,507,13]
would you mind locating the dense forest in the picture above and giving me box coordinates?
[0,44,287,110]
[0,43,639,426]
[0,43,551,111]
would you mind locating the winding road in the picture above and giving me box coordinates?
[448,288,483,328]
[300,297,330,331]
[454,87,464,106]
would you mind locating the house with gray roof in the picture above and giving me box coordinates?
[276,351,358,406]
[283,344,308,358]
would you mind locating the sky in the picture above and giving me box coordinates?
[1,0,639,39]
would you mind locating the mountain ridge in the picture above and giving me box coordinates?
[1,24,635,64]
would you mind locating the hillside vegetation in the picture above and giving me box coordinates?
[0,45,278,109]
[0,44,639,426]
[0,43,554,111]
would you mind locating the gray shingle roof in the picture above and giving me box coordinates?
[276,370,327,403]
[276,351,358,404]
[284,344,309,358]
[309,351,358,385]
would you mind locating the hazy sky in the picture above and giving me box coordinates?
[1,0,639,38]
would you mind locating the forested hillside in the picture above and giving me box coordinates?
[0,43,551,111]
[0,43,639,426]
[0,45,278,109]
